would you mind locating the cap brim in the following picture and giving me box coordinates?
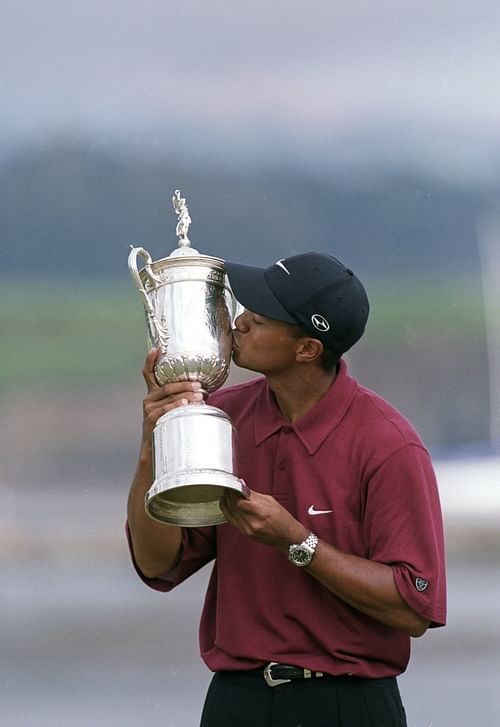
[225,262,298,324]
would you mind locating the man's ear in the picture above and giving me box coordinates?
[295,337,323,363]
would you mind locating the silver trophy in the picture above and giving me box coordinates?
[128,190,248,526]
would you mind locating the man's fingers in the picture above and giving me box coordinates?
[220,494,247,531]
[144,389,203,420]
[222,489,251,510]
[146,396,189,427]
[145,381,203,403]
[142,385,205,441]
[142,348,161,392]
[220,490,254,528]
[140,350,207,444]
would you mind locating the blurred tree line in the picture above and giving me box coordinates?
[0,137,489,278]
[0,138,493,488]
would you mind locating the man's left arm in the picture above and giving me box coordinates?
[220,489,430,637]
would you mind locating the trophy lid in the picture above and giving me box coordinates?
[157,189,225,273]
[128,189,225,297]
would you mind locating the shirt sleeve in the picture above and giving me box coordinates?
[363,444,447,627]
[126,522,216,593]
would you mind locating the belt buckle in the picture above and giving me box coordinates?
[263,662,291,688]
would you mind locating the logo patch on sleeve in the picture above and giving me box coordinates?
[415,578,429,592]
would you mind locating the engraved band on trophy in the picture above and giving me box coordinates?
[128,190,248,527]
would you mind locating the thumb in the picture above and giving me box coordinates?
[142,348,161,392]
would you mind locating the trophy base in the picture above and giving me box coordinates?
[147,403,246,526]
[145,470,249,526]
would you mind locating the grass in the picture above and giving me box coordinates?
[1,278,146,390]
[0,275,486,391]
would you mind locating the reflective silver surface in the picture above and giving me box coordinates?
[128,190,247,526]
[147,405,248,526]
[129,249,234,392]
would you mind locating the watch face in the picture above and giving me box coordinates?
[290,546,311,566]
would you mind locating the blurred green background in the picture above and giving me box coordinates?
[1,276,486,391]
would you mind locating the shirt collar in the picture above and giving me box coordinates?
[254,359,357,454]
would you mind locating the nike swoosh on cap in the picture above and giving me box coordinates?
[308,505,333,516]
[275,259,291,275]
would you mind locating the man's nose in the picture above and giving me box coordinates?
[234,310,249,331]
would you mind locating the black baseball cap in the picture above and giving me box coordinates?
[225,252,369,355]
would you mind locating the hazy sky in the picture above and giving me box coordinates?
[3,0,500,177]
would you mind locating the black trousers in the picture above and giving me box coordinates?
[200,671,407,727]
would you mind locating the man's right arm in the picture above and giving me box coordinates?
[126,349,204,579]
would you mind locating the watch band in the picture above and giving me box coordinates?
[288,532,319,566]
[302,533,319,551]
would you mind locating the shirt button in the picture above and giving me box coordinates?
[282,427,293,435]
[278,461,287,471]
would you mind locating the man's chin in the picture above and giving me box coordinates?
[231,351,245,368]
[231,351,257,374]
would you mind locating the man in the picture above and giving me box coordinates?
[127,252,446,727]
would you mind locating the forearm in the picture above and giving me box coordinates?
[221,491,429,637]
[304,539,429,637]
[127,442,182,579]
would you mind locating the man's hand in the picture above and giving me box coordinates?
[220,489,308,553]
[141,348,205,445]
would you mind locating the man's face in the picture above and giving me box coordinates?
[231,309,300,375]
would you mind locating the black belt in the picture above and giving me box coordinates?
[219,666,391,690]
[263,662,327,687]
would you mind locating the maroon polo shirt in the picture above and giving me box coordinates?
[128,359,446,678]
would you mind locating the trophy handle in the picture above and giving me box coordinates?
[128,246,169,352]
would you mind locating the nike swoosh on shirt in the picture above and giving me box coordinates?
[308,505,333,516]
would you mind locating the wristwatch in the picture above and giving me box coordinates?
[288,532,319,567]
